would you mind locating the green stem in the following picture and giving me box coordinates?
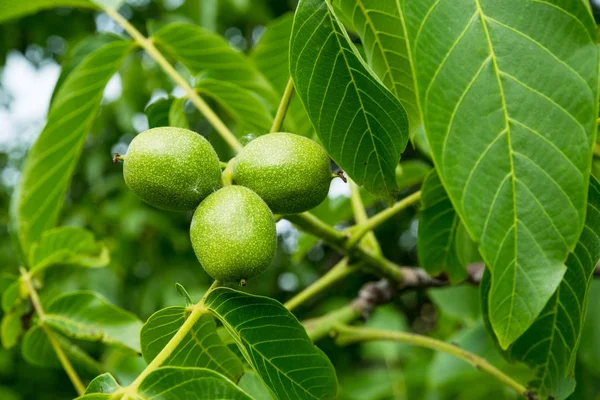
[103,8,243,153]
[284,258,357,311]
[333,325,530,398]
[271,78,295,133]
[285,212,347,248]
[20,268,86,396]
[349,179,381,254]
[346,191,421,249]
[305,305,361,342]
[120,280,221,399]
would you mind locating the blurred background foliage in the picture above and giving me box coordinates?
[0,1,599,399]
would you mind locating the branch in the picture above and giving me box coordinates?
[103,8,243,153]
[333,325,532,399]
[270,78,295,133]
[349,179,381,254]
[20,268,86,396]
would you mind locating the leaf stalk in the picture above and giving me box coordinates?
[270,78,295,133]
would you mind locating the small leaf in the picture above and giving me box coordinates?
[290,0,409,199]
[140,306,244,382]
[174,283,193,307]
[44,291,143,353]
[1,310,23,349]
[418,170,471,282]
[395,160,431,190]
[22,325,102,374]
[84,373,121,394]
[0,0,95,24]
[145,97,172,129]
[29,226,109,274]
[2,279,26,313]
[12,39,133,255]
[205,287,338,400]
[196,77,273,137]
[238,371,274,400]
[168,97,190,129]
[138,367,253,400]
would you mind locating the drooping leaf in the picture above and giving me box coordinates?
[140,306,244,382]
[137,367,253,400]
[84,373,121,394]
[250,12,313,136]
[28,226,109,275]
[12,39,133,255]
[196,78,273,137]
[405,0,599,347]
[205,287,338,400]
[152,23,279,106]
[290,0,409,199]
[22,325,102,374]
[418,170,471,282]
[169,97,190,129]
[333,0,421,138]
[44,291,143,353]
[498,176,600,399]
[145,97,173,129]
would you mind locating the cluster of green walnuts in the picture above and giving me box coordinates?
[118,127,333,285]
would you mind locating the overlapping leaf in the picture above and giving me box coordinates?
[481,177,600,399]
[418,170,471,282]
[13,39,133,255]
[290,0,409,199]
[140,306,244,382]
[196,78,273,136]
[44,291,142,352]
[333,0,421,138]
[405,0,599,347]
[205,287,338,400]
[152,23,279,106]
[29,226,109,274]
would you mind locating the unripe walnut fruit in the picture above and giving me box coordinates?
[190,186,277,283]
[232,132,331,214]
[122,127,222,211]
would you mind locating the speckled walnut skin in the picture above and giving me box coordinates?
[232,132,332,214]
[190,186,277,283]
[123,127,222,211]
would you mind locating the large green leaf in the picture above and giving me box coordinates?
[137,367,253,400]
[418,170,471,282]
[152,23,279,106]
[332,0,421,138]
[487,176,600,399]
[0,0,124,24]
[205,288,338,400]
[44,291,143,353]
[29,226,109,274]
[406,0,599,347]
[250,12,313,136]
[140,306,244,382]
[12,39,133,255]
[196,78,273,137]
[290,0,409,199]
[22,325,102,374]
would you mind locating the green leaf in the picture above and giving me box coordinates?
[29,226,109,274]
[22,325,102,374]
[152,23,279,106]
[1,310,23,349]
[238,371,274,400]
[175,283,193,307]
[250,12,313,136]
[0,0,124,24]
[137,367,253,400]
[205,287,338,400]
[140,306,244,382]
[12,39,133,255]
[169,97,190,129]
[332,0,421,139]
[2,279,26,313]
[501,176,600,399]
[84,373,121,394]
[145,97,172,129]
[44,290,143,353]
[406,0,599,347]
[418,170,470,282]
[290,0,409,199]
[395,160,431,190]
[196,77,273,136]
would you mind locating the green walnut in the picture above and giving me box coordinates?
[232,132,331,214]
[122,127,222,211]
[190,185,277,283]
